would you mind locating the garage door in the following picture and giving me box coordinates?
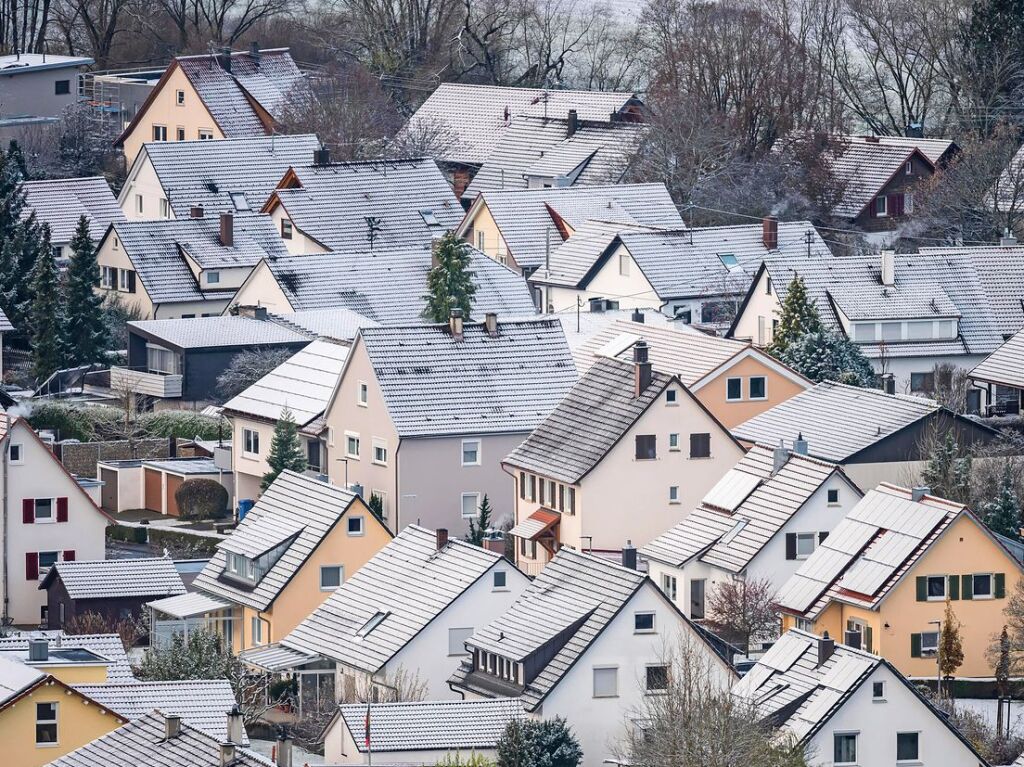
[100,469,118,511]
[165,475,184,517]
[144,469,162,513]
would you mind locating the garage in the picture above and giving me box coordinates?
[100,468,117,510]
[141,458,232,517]
[144,468,163,512]
[165,474,185,517]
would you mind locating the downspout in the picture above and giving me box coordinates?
[2,433,9,626]
[394,440,402,530]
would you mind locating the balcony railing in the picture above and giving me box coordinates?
[110,366,182,398]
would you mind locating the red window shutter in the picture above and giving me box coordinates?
[22,499,34,524]
[895,193,906,216]
[56,497,68,523]
[888,193,903,216]
[868,199,878,218]
[62,550,75,562]
[25,552,38,581]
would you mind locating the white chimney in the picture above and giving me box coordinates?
[164,714,182,740]
[226,705,244,744]
[880,250,895,287]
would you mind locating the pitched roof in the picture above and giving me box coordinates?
[192,471,372,611]
[266,158,463,252]
[256,248,538,322]
[504,357,676,483]
[0,632,135,683]
[775,484,980,619]
[642,446,852,571]
[21,177,124,244]
[357,318,576,438]
[528,219,662,287]
[465,183,683,270]
[223,339,349,425]
[74,680,244,742]
[403,83,640,165]
[109,214,289,305]
[128,315,310,350]
[732,382,941,463]
[0,654,44,706]
[279,525,503,673]
[337,698,524,753]
[970,327,1024,389]
[40,557,185,600]
[824,137,936,218]
[47,710,272,767]
[464,116,646,199]
[139,134,321,218]
[269,307,378,342]
[0,308,12,333]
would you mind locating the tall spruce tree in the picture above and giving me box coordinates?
[27,226,66,381]
[778,330,876,386]
[64,216,110,366]
[261,406,307,491]
[983,464,1022,540]
[423,232,477,322]
[0,144,44,339]
[466,494,493,546]
[766,274,822,356]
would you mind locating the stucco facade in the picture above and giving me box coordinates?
[228,260,295,313]
[267,203,330,255]
[690,351,810,428]
[120,150,173,220]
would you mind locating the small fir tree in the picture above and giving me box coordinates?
[996,625,1011,738]
[778,330,876,386]
[766,274,822,356]
[27,226,66,381]
[423,232,477,322]
[497,717,582,767]
[922,432,973,503]
[983,464,1022,540]
[368,493,385,522]
[938,597,964,696]
[64,215,110,366]
[261,406,307,491]
[466,494,493,546]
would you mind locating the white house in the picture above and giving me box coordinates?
[449,547,737,767]
[642,444,862,628]
[732,629,988,767]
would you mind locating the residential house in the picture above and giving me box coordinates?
[223,339,352,501]
[323,697,524,765]
[969,327,1024,416]
[229,248,538,321]
[119,134,320,220]
[0,632,136,684]
[115,47,306,165]
[462,113,646,203]
[775,484,1023,679]
[0,655,126,767]
[573,318,811,428]
[261,155,463,254]
[111,314,314,408]
[448,547,737,767]
[40,557,185,631]
[45,710,280,767]
[400,83,642,194]
[732,381,1000,490]
[529,218,829,327]
[21,177,125,262]
[321,316,576,531]
[504,344,745,573]
[0,415,111,626]
[730,246,1024,395]
[94,212,289,319]
[245,526,529,701]
[154,470,392,653]
[732,630,988,767]
[642,444,862,625]
[0,54,93,138]
[455,183,683,275]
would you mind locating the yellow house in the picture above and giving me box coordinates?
[776,483,1023,679]
[0,656,125,767]
[151,469,392,653]
[115,47,304,165]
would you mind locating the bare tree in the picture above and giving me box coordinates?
[704,576,780,656]
[215,346,294,401]
[0,0,53,54]
[52,0,138,66]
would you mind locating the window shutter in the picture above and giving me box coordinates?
[56,497,68,523]
[25,552,38,581]
[127,271,137,293]
[785,533,797,560]
[63,550,75,562]
[22,499,34,524]
[915,576,927,601]
[910,633,922,658]
[888,193,902,216]
[948,575,959,600]
[895,194,906,216]
[865,626,873,654]
[962,574,973,600]
[995,573,1006,599]
[818,532,829,544]
[869,199,878,218]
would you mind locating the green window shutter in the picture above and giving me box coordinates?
[995,573,1006,599]
[962,574,973,600]
[916,576,927,602]
[948,575,959,600]
[911,633,922,658]
[865,626,874,654]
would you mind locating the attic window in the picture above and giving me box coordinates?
[718,253,738,268]
[357,611,389,638]
[420,209,440,227]
[230,192,250,211]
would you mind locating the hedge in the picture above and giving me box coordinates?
[26,403,224,442]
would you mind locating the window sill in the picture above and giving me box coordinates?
[347,531,365,537]
[462,463,481,468]
[241,452,260,460]
[872,698,887,703]
[372,462,388,468]
[748,397,768,402]
[345,455,360,461]
[688,455,713,460]
[634,629,657,635]
[34,518,55,524]
[593,694,619,699]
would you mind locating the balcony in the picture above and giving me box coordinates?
[110,366,182,399]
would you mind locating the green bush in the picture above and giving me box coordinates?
[26,402,122,441]
[138,410,223,440]
[174,479,229,521]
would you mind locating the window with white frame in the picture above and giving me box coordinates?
[593,666,618,698]
[920,630,939,654]
[726,377,742,401]
[251,616,263,645]
[175,89,185,105]
[905,160,913,175]
[347,516,364,536]
[281,219,293,239]
[875,196,887,216]
[345,433,360,459]
[749,376,767,400]
[476,231,485,250]
[38,551,59,577]
[896,732,919,762]
[8,443,21,464]
[358,381,368,406]
[795,533,816,559]
[198,129,214,140]
[666,389,678,404]
[668,433,679,451]
[634,612,655,633]
[926,575,946,600]
[34,499,54,523]
[206,270,220,284]
[827,488,840,505]
[462,439,481,465]
[372,438,388,466]
[36,702,57,745]
[872,681,886,700]
[493,570,507,589]
[159,198,170,218]
[973,573,994,598]
[834,733,857,765]
[119,268,132,291]
[101,266,116,289]
[618,253,630,276]
[320,565,343,590]
[152,124,167,141]
[645,665,669,692]
[448,627,473,656]
[669,486,679,503]
[661,573,677,602]
[461,492,480,519]
[242,428,260,456]
[796,617,814,631]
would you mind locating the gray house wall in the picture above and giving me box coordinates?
[0,66,82,118]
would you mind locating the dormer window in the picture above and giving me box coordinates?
[357,611,389,638]
[223,537,292,585]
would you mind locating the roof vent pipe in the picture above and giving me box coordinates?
[772,441,789,474]
[1001,228,1018,247]
[911,486,930,502]
[218,47,232,73]
[794,433,808,456]
[567,109,578,138]
[275,727,293,767]
[881,249,896,287]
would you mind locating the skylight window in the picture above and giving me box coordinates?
[230,192,250,211]
[357,611,390,638]
[420,209,440,227]
[721,518,749,545]
[718,253,739,269]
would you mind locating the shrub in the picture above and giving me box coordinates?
[174,479,229,521]
[138,410,223,440]
[26,402,122,441]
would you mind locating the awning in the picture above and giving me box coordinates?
[239,643,318,672]
[148,591,231,619]
[508,509,560,541]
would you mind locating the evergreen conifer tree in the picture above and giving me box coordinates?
[261,406,307,491]
[368,493,385,522]
[922,433,972,503]
[766,274,821,356]
[983,464,1022,540]
[423,232,477,322]
[777,330,876,386]
[27,225,66,381]
[938,597,964,697]
[466,494,493,546]
[64,216,110,366]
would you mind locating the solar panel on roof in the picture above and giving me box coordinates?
[819,653,874,692]
[759,633,811,672]
[702,470,762,513]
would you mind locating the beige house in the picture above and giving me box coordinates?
[504,343,745,575]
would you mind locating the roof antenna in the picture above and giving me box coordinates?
[365,216,382,252]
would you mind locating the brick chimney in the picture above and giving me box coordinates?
[762,216,779,250]
[218,47,232,73]
[567,109,578,138]
[190,205,204,219]
[484,312,498,337]
[633,340,652,397]
[219,212,234,247]
[449,308,464,340]
[436,528,449,550]
[482,532,506,556]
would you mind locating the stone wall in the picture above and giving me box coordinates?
[54,438,176,478]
